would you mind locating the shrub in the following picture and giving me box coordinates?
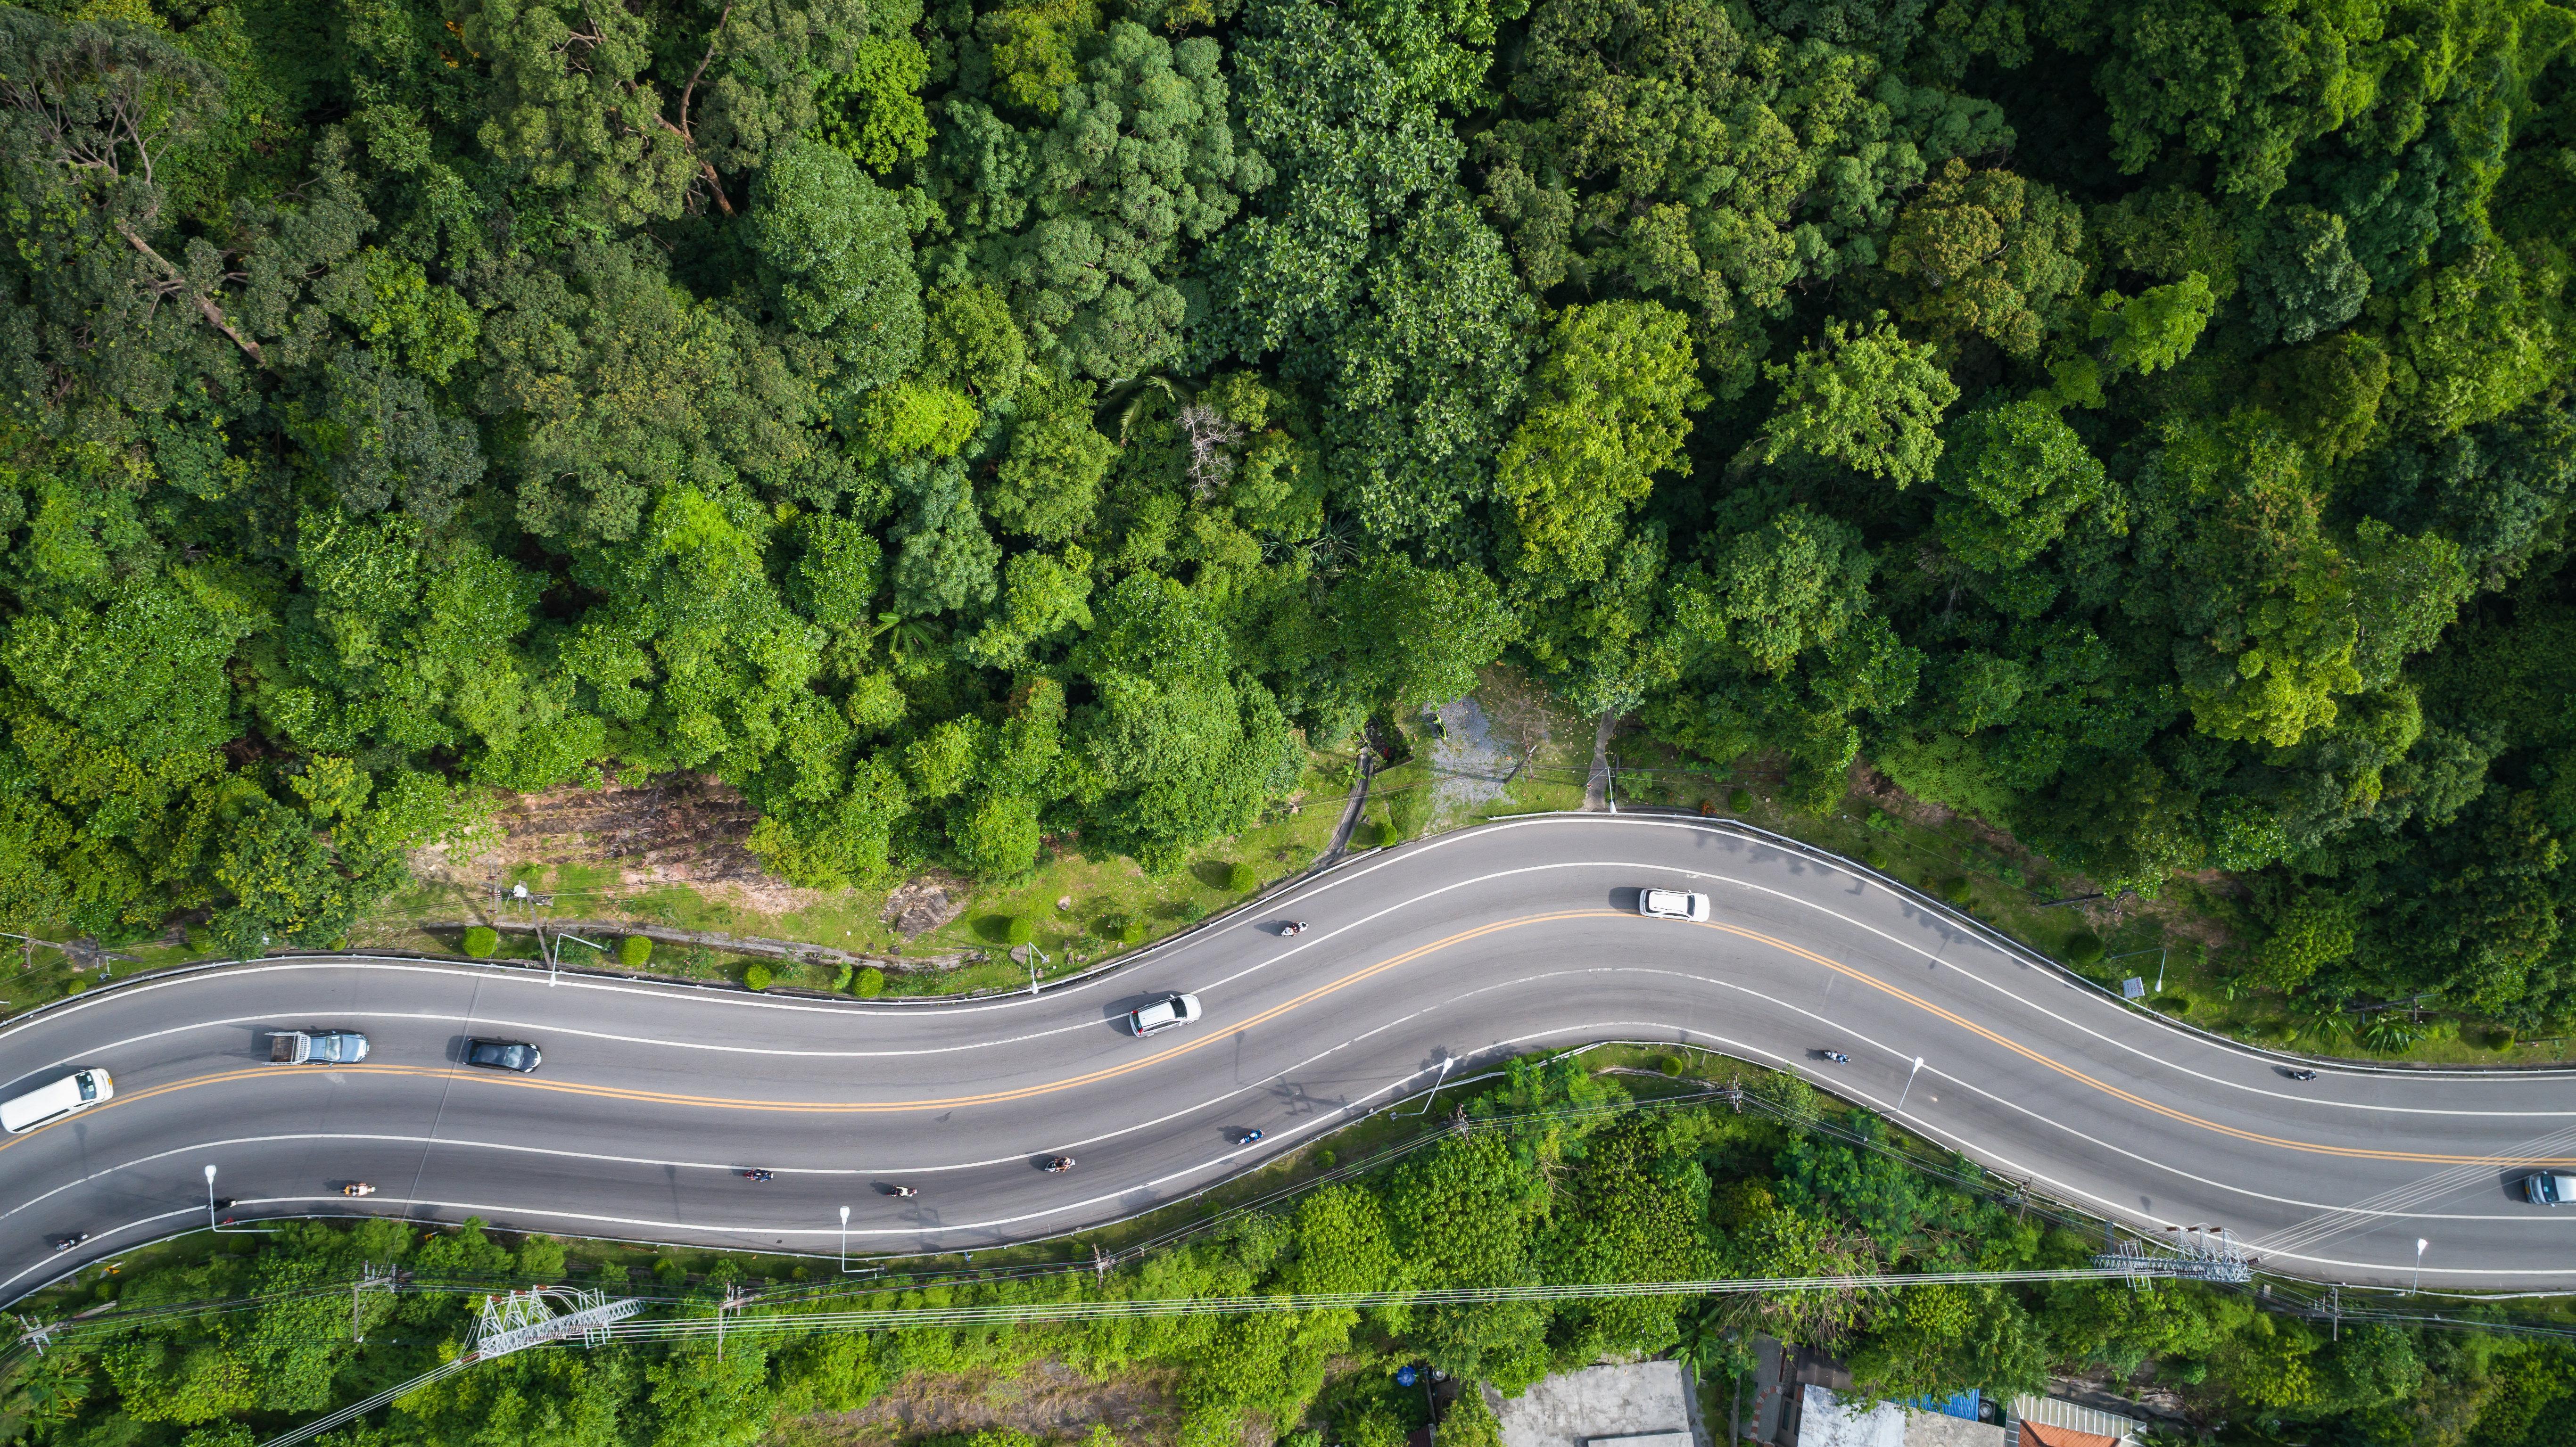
[462,926,500,959]
[743,962,775,991]
[2253,891,2358,993]
[1225,860,1257,892]
[832,963,854,991]
[1314,1149,1335,1169]
[1728,786,1754,811]
[619,935,653,968]
[1940,875,1974,905]
[2064,932,2105,967]
[856,967,885,998]
[1003,915,1036,947]
[1349,817,1384,849]
[2149,994,2191,1014]
[1657,1054,1685,1077]
[1118,916,1148,944]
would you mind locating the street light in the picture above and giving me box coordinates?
[839,1205,850,1272]
[204,1163,276,1233]
[1896,1055,1926,1110]
[1404,1055,1459,1117]
[2414,1237,2429,1293]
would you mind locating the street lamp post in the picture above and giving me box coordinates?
[1896,1055,1926,1110]
[204,1163,276,1233]
[1404,1056,1459,1117]
[2414,1237,2429,1293]
[839,1205,850,1273]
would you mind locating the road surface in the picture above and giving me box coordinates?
[4,814,2571,1302]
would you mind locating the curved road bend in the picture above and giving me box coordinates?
[4,814,2573,1302]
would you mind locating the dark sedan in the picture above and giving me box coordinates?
[464,1038,543,1073]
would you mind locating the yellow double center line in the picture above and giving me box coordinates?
[7,913,2569,1168]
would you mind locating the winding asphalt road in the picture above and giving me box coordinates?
[5,814,2572,1303]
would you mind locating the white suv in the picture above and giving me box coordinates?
[1639,889,1709,922]
[1128,993,1203,1036]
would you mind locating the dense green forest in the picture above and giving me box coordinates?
[5,0,2576,1016]
[10,1062,2571,1447]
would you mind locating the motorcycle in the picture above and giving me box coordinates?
[891,1185,919,1198]
[741,1169,776,1182]
[1043,1156,1077,1173]
[1822,1051,1850,1064]
[342,1183,378,1197]
[2287,1069,2318,1081]
[1237,1128,1265,1144]
[1280,921,1308,937]
[52,1232,88,1253]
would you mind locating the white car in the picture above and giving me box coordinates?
[1128,993,1203,1036]
[1639,889,1709,922]
[2525,1172,2576,1206]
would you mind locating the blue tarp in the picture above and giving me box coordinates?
[1907,1389,1982,1421]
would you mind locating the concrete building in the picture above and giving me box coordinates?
[1494,1360,1712,1447]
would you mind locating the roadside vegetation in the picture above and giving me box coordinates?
[8,1058,2566,1447]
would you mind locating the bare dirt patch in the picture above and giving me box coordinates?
[410,773,827,916]
[883,874,973,937]
[778,1361,1186,1447]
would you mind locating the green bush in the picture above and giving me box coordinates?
[1226,860,1258,892]
[462,926,500,959]
[743,962,775,991]
[2064,932,2105,967]
[1657,1054,1685,1077]
[856,967,885,998]
[1940,875,1974,905]
[1349,817,1384,849]
[1727,786,1754,811]
[619,935,653,967]
[1314,1149,1335,1169]
[1118,916,1148,945]
[2149,994,2191,1014]
[831,963,854,991]
[1003,915,1036,947]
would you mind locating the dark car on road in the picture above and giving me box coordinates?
[465,1038,542,1073]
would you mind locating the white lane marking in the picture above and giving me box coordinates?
[10,1006,1102,1073]
[13,973,2568,1264]
[13,851,2576,1130]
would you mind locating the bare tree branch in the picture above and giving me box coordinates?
[113,221,263,364]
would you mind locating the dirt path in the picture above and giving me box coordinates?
[1582,710,1616,811]
[1324,751,1377,859]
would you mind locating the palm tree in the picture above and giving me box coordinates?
[868,612,940,662]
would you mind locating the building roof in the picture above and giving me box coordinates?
[2019,1422,2122,1447]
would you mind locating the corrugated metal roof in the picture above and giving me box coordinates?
[2007,1396,2142,1444]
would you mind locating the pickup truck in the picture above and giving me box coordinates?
[270,1030,370,1065]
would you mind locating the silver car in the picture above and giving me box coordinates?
[1639,888,1709,922]
[2524,1172,2576,1206]
[1128,993,1203,1036]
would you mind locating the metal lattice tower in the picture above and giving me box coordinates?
[2092,1224,2256,1286]
[469,1286,644,1358]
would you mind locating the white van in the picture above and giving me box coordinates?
[1,1068,114,1134]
